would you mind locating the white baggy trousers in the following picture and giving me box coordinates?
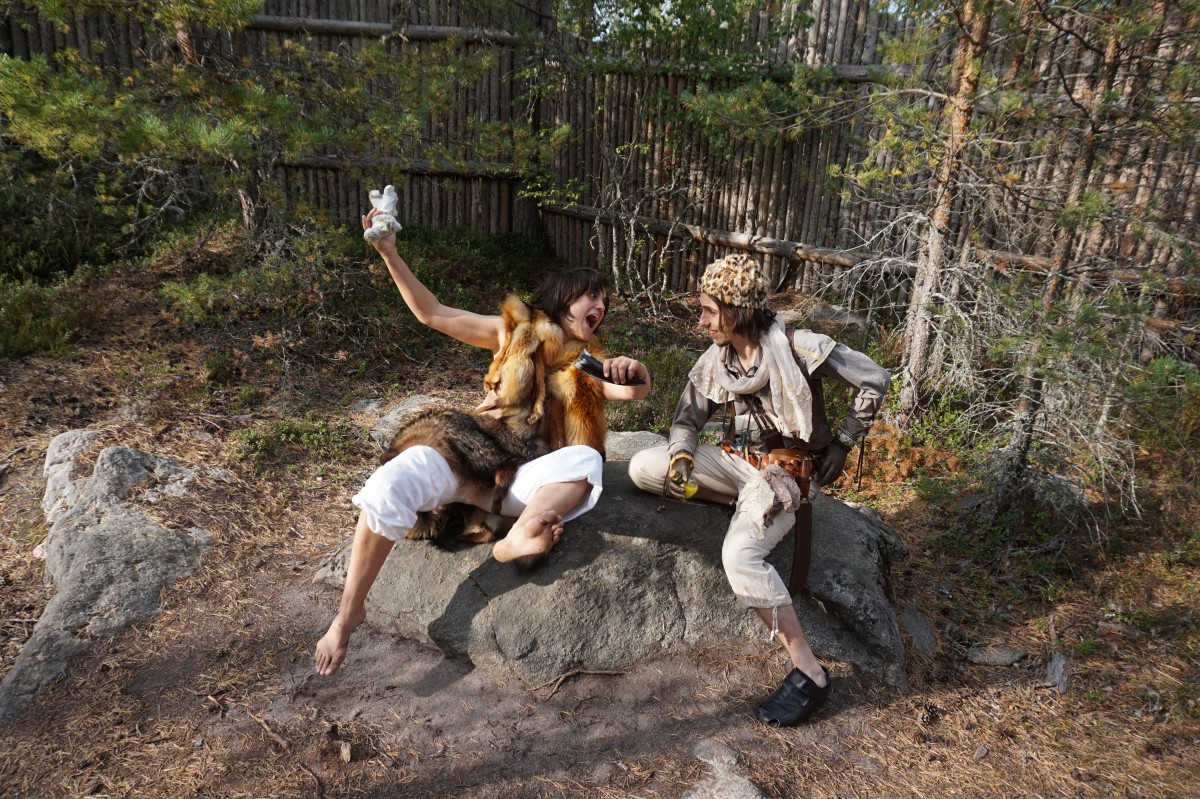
[353,444,605,541]
[628,444,794,608]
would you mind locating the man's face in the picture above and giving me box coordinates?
[698,293,729,345]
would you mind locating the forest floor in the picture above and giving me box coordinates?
[1,234,1197,798]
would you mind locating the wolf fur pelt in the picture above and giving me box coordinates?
[383,295,608,544]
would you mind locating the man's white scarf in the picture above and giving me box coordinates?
[687,319,814,442]
[688,320,816,541]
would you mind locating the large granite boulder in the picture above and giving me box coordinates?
[0,434,211,724]
[317,432,908,689]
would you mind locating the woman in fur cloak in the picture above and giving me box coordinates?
[314,205,651,677]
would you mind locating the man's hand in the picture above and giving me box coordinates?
[666,454,695,500]
[814,442,850,485]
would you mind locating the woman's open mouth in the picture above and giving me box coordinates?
[585,312,601,331]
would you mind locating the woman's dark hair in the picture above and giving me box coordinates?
[711,294,776,342]
[531,268,609,329]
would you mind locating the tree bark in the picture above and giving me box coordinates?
[898,0,994,425]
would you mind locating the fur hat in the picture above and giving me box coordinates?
[699,253,769,309]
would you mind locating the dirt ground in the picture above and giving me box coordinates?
[1,249,1198,798]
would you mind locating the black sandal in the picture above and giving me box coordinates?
[755,667,831,726]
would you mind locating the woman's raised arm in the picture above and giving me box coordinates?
[363,209,505,351]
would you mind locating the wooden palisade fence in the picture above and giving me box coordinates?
[541,1,916,301]
[3,0,1197,340]
[2,0,553,239]
[540,1,1198,335]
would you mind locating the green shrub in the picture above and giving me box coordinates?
[605,345,697,434]
[1127,357,1200,472]
[158,222,568,389]
[231,416,356,461]
[161,223,558,326]
[601,314,702,434]
[160,220,359,324]
[0,153,123,284]
[0,270,105,360]
[397,226,560,310]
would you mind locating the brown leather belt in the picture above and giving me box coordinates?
[721,442,815,594]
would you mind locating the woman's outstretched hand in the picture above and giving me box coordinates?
[603,355,648,385]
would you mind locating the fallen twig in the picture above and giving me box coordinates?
[244,707,292,751]
[1097,621,1146,637]
[1,444,33,463]
[533,668,626,699]
[300,763,324,798]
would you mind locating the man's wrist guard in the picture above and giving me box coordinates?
[831,427,857,452]
[668,452,695,473]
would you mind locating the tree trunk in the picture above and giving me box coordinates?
[1008,25,1123,470]
[898,0,994,426]
[229,158,269,233]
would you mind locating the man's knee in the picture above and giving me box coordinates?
[628,446,669,493]
[721,535,757,576]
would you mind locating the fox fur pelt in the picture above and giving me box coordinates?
[480,294,607,457]
[382,295,608,543]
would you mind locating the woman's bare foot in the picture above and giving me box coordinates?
[314,606,366,677]
[492,510,564,564]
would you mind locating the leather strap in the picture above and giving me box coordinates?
[789,495,813,593]
[787,459,813,593]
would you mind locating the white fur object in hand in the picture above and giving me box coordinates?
[364,184,402,242]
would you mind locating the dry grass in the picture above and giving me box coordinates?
[0,238,1197,798]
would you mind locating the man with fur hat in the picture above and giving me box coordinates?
[628,253,888,726]
[315,205,651,677]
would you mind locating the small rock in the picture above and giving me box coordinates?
[605,431,666,461]
[953,494,985,511]
[942,622,970,645]
[973,746,989,760]
[684,738,765,799]
[208,468,237,483]
[967,646,1026,666]
[693,738,739,769]
[900,605,938,655]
